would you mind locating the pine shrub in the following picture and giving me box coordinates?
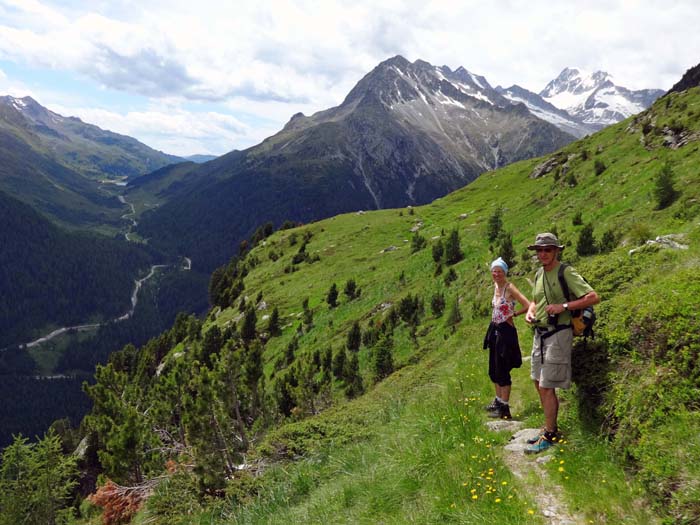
[576,223,598,256]
[653,162,679,210]
[430,292,446,317]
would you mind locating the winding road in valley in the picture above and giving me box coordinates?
[2,194,191,352]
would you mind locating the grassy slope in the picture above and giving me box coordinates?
[129,88,700,524]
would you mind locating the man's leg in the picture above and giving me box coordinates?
[539,386,558,433]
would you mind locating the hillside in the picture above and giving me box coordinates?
[3,83,700,524]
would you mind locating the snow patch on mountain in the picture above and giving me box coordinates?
[539,67,663,130]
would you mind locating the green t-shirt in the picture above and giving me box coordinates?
[532,263,594,326]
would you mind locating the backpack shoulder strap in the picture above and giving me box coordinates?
[535,267,544,285]
[558,263,572,301]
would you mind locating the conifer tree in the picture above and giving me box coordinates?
[84,363,159,483]
[240,305,257,341]
[327,283,339,308]
[576,223,598,256]
[268,307,281,336]
[285,336,298,366]
[373,334,394,382]
[487,207,503,242]
[343,353,363,398]
[332,349,346,379]
[432,240,444,263]
[444,228,463,265]
[347,321,362,352]
[322,346,333,372]
[446,297,463,326]
[496,231,517,269]
[274,369,297,417]
[411,231,427,253]
[0,431,78,524]
[653,162,679,210]
[302,298,314,328]
[344,278,358,300]
[243,341,264,419]
[431,291,446,317]
[200,325,223,367]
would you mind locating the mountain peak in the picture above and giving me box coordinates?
[540,68,613,99]
[538,67,662,129]
[379,55,411,70]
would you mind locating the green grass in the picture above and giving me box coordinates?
[112,88,700,524]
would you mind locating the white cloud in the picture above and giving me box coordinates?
[1,0,699,155]
[50,102,254,156]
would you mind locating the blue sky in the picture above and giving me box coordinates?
[1,0,699,157]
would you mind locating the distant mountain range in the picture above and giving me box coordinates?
[0,95,182,228]
[133,55,576,270]
[0,56,665,269]
[497,68,664,137]
[0,96,182,179]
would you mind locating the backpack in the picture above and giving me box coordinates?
[537,263,596,338]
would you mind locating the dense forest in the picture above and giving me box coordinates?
[0,190,157,348]
[56,268,210,374]
[0,375,93,448]
[0,267,209,448]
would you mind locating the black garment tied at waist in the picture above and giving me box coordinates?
[483,321,522,369]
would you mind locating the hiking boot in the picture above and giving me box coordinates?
[487,403,512,420]
[485,397,503,411]
[527,429,561,444]
[524,435,555,454]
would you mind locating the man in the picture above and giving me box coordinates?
[524,232,600,454]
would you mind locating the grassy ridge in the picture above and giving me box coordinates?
[99,88,700,524]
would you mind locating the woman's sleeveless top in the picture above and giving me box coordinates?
[492,283,515,323]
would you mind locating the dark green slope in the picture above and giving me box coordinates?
[0,124,124,229]
[0,190,155,348]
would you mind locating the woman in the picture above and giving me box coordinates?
[483,257,530,420]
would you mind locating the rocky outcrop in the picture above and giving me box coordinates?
[667,62,700,94]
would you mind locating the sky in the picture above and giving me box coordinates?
[0,0,698,157]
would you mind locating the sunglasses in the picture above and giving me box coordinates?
[535,247,556,253]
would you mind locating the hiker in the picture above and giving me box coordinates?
[524,233,599,453]
[483,257,530,420]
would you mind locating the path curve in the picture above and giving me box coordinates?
[487,421,584,525]
[2,194,191,353]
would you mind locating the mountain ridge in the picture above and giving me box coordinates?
[0,95,182,180]
[134,55,575,271]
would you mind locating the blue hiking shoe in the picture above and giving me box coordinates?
[524,436,555,454]
[526,429,545,444]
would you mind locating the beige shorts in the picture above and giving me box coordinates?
[530,328,573,389]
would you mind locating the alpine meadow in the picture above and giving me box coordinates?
[3,68,699,524]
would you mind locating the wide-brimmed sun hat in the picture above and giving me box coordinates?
[527,232,565,250]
